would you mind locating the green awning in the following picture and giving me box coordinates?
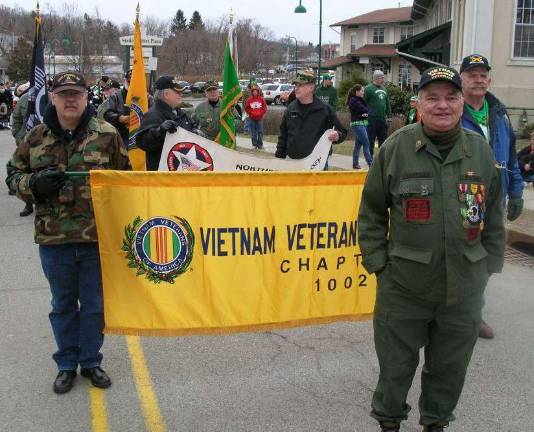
[396,21,452,70]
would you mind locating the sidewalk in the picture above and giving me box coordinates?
[236,135,534,246]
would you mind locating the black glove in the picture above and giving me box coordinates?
[160,120,178,134]
[29,169,68,197]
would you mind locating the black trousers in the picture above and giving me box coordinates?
[367,118,388,157]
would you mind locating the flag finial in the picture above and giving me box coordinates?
[229,9,234,25]
[136,3,140,20]
[36,1,40,16]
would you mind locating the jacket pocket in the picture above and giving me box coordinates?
[463,242,488,263]
[399,178,434,224]
[461,242,489,292]
[389,244,435,292]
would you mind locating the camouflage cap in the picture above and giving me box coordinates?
[105,79,121,89]
[52,71,87,93]
[204,80,218,91]
[293,71,316,85]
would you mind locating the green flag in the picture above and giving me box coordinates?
[216,34,242,149]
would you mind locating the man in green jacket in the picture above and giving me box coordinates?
[315,73,338,110]
[8,82,33,216]
[358,66,505,432]
[364,69,391,156]
[192,81,221,141]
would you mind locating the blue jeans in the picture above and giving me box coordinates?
[249,119,264,148]
[352,124,373,168]
[243,117,251,134]
[39,243,104,371]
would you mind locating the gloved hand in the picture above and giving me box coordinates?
[159,120,178,135]
[192,128,206,138]
[507,197,524,221]
[29,169,68,197]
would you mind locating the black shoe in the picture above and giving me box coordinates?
[19,203,33,217]
[53,370,77,394]
[380,422,400,431]
[8,189,15,196]
[81,366,111,389]
[422,424,447,431]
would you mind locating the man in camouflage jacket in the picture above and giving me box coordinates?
[6,71,130,395]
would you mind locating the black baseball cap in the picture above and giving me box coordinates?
[52,71,87,93]
[417,66,462,93]
[155,75,184,92]
[460,54,491,73]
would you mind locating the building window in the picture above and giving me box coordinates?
[514,0,534,58]
[350,34,357,51]
[398,62,412,88]
[400,25,414,41]
[371,62,388,75]
[373,27,385,44]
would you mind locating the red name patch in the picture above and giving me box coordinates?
[466,226,480,241]
[404,198,431,222]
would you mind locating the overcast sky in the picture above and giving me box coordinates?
[4,0,413,43]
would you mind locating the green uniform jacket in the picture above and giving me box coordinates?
[10,92,29,144]
[364,83,391,120]
[192,100,221,141]
[358,123,505,305]
[6,116,130,245]
[315,85,338,110]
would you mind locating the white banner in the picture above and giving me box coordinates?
[157,128,330,172]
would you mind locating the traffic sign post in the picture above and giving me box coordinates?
[120,33,163,90]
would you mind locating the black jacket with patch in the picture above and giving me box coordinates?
[136,98,195,170]
[276,96,346,159]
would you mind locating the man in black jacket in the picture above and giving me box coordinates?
[276,71,346,169]
[136,76,197,170]
[97,70,153,146]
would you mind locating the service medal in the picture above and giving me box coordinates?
[467,204,480,223]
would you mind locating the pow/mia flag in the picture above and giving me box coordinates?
[26,7,48,131]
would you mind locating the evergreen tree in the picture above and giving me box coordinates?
[188,11,204,30]
[170,9,187,35]
[6,37,32,82]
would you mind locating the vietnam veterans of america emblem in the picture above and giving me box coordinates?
[122,216,194,283]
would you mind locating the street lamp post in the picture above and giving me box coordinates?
[286,35,298,76]
[294,0,322,83]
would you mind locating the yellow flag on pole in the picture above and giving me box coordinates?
[125,3,148,171]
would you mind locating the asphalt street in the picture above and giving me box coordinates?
[0,129,533,432]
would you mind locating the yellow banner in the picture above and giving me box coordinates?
[90,171,376,336]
